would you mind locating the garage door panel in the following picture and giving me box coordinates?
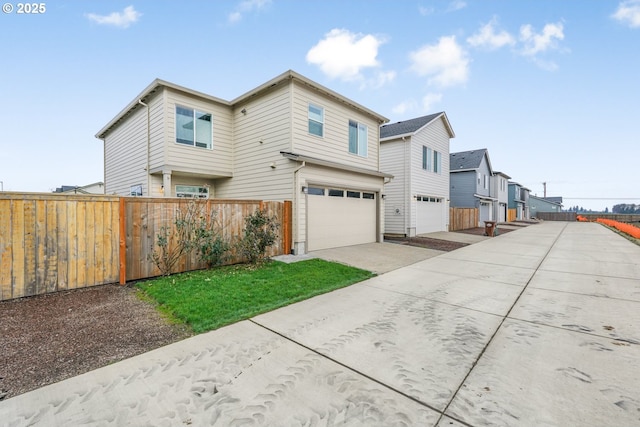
[417,200,444,234]
[308,192,376,251]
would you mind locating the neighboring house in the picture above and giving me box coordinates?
[544,196,563,205]
[529,195,563,217]
[449,149,496,226]
[96,70,391,254]
[492,171,511,222]
[379,112,455,236]
[508,181,531,220]
[53,182,105,195]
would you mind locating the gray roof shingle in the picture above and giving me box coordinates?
[380,112,443,139]
[449,148,488,171]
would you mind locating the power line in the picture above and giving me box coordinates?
[561,197,640,200]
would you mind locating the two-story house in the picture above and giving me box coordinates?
[492,171,511,222]
[529,195,562,217]
[379,113,455,236]
[508,181,531,220]
[96,70,391,254]
[449,148,496,226]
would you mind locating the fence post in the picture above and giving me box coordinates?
[119,197,126,285]
[283,200,292,254]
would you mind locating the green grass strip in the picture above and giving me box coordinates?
[136,259,374,333]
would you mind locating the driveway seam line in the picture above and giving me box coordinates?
[248,318,447,419]
[505,316,640,346]
[435,222,569,425]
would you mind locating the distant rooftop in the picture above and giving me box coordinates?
[449,148,488,171]
[380,113,442,139]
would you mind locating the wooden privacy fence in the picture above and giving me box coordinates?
[449,207,478,231]
[124,198,290,282]
[536,212,577,221]
[507,209,517,222]
[0,193,291,301]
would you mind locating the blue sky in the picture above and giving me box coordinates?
[1,0,638,210]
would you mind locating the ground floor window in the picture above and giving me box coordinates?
[130,184,142,196]
[175,185,209,198]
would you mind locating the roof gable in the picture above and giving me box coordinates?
[450,148,492,172]
[96,70,388,140]
[380,112,454,140]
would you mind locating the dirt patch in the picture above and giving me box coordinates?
[0,284,192,400]
[454,226,516,236]
[385,235,469,251]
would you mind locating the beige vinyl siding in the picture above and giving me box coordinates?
[163,88,233,177]
[380,139,409,235]
[291,81,380,172]
[297,164,385,249]
[103,100,151,196]
[410,118,450,229]
[215,83,295,201]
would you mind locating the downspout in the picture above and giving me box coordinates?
[138,99,150,196]
[293,161,306,254]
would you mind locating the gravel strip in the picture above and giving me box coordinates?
[0,284,192,400]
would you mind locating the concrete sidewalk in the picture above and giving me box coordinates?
[1,222,639,426]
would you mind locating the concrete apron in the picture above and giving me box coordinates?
[2,222,639,426]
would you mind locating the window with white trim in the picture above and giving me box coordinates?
[484,174,489,189]
[348,120,368,157]
[130,184,142,197]
[308,104,324,137]
[433,150,441,174]
[176,106,212,149]
[175,185,209,198]
[422,146,432,171]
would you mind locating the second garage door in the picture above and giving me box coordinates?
[416,196,445,234]
[307,186,377,251]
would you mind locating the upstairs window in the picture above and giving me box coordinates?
[422,146,433,171]
[433,150,441,174]
[348,120,368,157]
[176,106,212,149]
[308,104,324,137]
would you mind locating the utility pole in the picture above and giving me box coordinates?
[542,182,547,198]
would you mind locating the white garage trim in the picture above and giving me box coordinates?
[416,195,445,234]
[306,185,378,251]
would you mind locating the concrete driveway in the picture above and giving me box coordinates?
[310,241,445,274]
[2,222,639,426]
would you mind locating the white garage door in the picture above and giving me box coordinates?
[479,201,492,225]
[416,196,445,234]
[307,186,377,251]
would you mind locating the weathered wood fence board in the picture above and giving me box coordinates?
[536,212,577,221]
[0,194,121,301]
[507,209,517,222]
[449,207,478,231]
[0,194,290,301]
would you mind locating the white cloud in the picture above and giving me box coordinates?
[409,36,469,87]
[391,93,442,115]
[612,0,640,28]
[360,70,397,90]
[85,5,141,28]
[446,0,467,12]
[422,93,443,111]
[228,0,271,24]
[467,17,516,50]
[419,6,434,16]
[307,29,387,81]
[519,22,564,56]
